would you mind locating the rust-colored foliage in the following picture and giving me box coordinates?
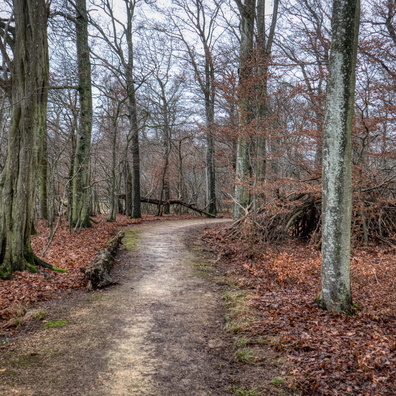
[203,227,396,395]
[0,215,136,320]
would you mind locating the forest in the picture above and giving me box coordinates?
[0,0,396,394]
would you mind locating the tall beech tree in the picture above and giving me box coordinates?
[233,0,255,220]
[125,0,141,218]
[253,0,279,205]
[319,0,360,314]
[70,0,93,227]
[0,0,49,277]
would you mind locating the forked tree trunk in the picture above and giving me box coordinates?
[319,0,360,314]
[0,0,49,277]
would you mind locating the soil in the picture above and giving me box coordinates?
[0,219,272,395]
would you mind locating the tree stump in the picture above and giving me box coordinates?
[80,231,125,290]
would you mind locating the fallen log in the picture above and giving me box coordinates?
[80,231,125,290]
[140,197,217,218]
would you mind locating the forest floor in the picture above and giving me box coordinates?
[202,226,396,395]
[0,215,395,395]
[0,216,288,395]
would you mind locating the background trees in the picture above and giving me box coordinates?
[1,0,396,286]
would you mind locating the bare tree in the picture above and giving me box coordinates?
[141,33,186,215]
[90,0,144,218]
[167,0,223,215]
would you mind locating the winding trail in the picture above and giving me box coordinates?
[0,219,232,396]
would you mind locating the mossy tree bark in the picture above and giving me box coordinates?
[0,0,49,278]
[320,0,360,314]
[70,0,93,228]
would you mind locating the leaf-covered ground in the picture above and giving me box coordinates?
[0,214,198,323]
[202,227,396,395]
[2,216,395,394]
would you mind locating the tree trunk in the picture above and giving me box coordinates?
[70,0,93,228]
[157,79,172,217]
[0,0,49,278]
[140,197,217,218]
[233,0,255,220]
[206,130,216,215]
[254,0,279,205]
[159,128,171,216]
[204,45,217,216]
[130,104,141,219]
[124,160,133,217]
[319,0,360,314]
[39,123,49,221]
[107,116,119,222]
[124,0,141,219]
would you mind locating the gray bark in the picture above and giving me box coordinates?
[70,0,93,228]
[320,0,360,314]
[158,87,171,216]
[107,113,120,222]
[254,0,279,204]
[233,0,255,220]
[39,132,49,221]
[125,0,141,219]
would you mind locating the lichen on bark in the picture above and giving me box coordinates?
[320,0,360,314]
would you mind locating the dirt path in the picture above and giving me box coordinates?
[0,219,234,396]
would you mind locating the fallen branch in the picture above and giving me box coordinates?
[80,231,125,290]
[140,197,217,218]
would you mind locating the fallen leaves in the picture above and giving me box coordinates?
[203,228,396,395]
[0,213,199,323]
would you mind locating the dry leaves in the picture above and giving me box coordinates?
[0,213,198,322]
[203,228,396,395]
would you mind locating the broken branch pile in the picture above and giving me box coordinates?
[231,192,396,246]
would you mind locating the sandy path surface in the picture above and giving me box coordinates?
[0,219,232,396]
